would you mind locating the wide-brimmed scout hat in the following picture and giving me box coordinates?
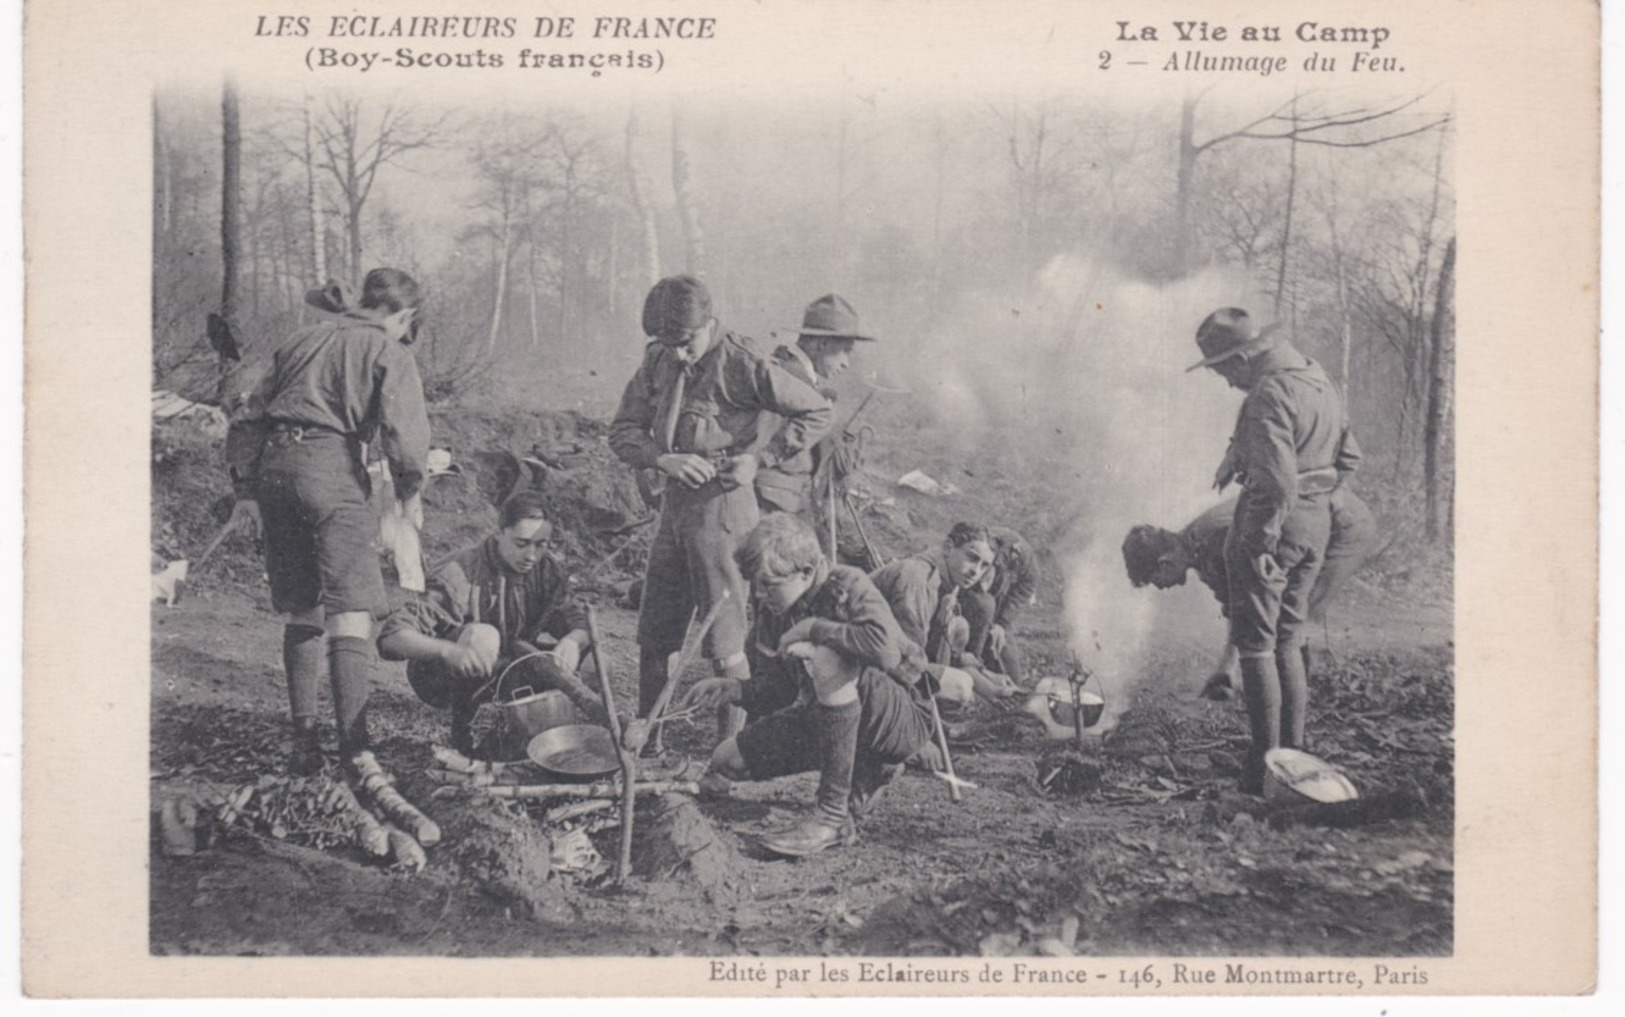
[788,294,876,341]
[1186,307,1280,371]
[643,275,713,340]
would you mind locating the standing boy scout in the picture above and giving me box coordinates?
[754,294,875,526]
[224,268,430,777]
[377,490,598,754]
[1188,307,1359,794]
[609,275,833,738]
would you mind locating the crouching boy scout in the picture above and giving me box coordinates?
[1122,485,1378,698]
[683,514,979,857]
[377,491,598,754]
[610,275,833,740]
[958,526,1038,684]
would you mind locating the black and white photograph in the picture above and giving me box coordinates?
[22,0,1598,998]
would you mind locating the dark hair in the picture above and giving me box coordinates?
[944,522,992,549]
[360,268,421,314]
[642,274,713,339]
[1121,524,1182,587]
[499,490,551,530]
[737,512,825,580]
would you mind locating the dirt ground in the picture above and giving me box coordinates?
[149,407,1454,959]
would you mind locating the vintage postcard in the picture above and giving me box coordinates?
[22,0,1598,999]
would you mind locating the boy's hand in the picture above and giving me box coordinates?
[683,677,743,713]
[776,619,817,653]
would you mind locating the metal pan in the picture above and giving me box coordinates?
[526,724,621,778]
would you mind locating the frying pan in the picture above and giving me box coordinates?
[526,724,621,778]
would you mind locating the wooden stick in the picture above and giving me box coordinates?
[647,589,731,726]
[477,780,700,800]
[587,605,636,885]
[545,799,618,825]
[924,688,964,804]
[191,519,238,571]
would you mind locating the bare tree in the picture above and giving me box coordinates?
[1176,89,1451,274]
[310,97,443,285]
[302,92,327,285]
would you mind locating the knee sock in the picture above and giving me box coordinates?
[1278,643,1309,750]
[327,636,374,756]
[813,700,861,825]
[1239,654,1282,774]
[283,624,325,727]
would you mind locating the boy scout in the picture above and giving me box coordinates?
[959,525,1038,683]
[223,267,430,777]
[684,514,957,857]
[609,276,833,738]
[1188,307,1360,794]
[754,293,875,523]
[1122,486,1378,697]
[377,491,598,753]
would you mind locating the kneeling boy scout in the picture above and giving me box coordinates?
[683,514,968,857]
[377,491,598,753]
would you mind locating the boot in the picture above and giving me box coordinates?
[760,700,859,858]
[1238,654,1282,796]
[1200,671,1236,701]
[287,717,326,776]
[759,813,858,857]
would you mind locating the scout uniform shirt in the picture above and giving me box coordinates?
[737,565,928,718]
[608,330,833,476]
[869,549,963,666]
[378,536,588,668]
[1184,498,1239,611]
[225,309,431,498]
[1228,346,1354,556]
[753,343,835,514]
[982,527,1039,628]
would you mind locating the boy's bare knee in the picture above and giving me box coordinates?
[325,610,372,640]
[460,623,502,660]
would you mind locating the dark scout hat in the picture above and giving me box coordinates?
[643,275,713,340]
[789,293,876,341]
[1186,307,1279,372]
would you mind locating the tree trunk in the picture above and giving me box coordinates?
[220,80,242,332]
[624,107,661,289]
[1424,237,1456,543]
[1273,96,1299,318]
[487,217,511,354]
[670,105,706,278]
[303,93,326,284]
[1174,96,1197,276]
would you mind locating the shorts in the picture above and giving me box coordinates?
[636,482,756,659]
[257,433,387,618]
[1225,495,1332,657]
[735,666,933,780]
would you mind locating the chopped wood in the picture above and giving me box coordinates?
[478,779,700,800]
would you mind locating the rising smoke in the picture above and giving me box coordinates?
[880,252,1265,725]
